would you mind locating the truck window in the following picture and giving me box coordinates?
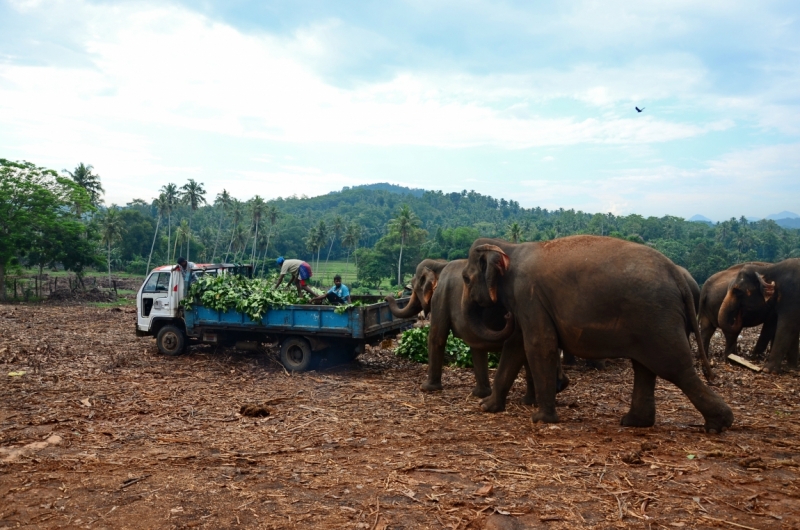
[143,272,171,293]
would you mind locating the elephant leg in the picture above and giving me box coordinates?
[620,360,656,427]
[422,319,449,392]
[699,318,715,359]
[646,342,733,433]
[481,334,524,412]
[522,358,536,405]
[562,350,577,365]
[520,353,569,407]
[526,314,560,424]
[763,317,799,374]
[787,338,799,370]
[752,319,776,359]
[470,349,492,398]
[722,331,740,360]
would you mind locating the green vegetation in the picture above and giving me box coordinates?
[182,273,315,321]
[395,326,498,368]
[4,156,800,304]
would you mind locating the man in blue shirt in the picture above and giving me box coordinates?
[313,274,351,306]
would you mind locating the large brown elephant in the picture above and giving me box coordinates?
[462,236,733,433]
[387,259,568,403]
[699,263,775,360]
[718,259,800,373]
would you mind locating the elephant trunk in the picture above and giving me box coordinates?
[385,291,422,318]
[717,291,742,335]
[464,304,516,343]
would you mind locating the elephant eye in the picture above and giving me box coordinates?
[462,274,470,285]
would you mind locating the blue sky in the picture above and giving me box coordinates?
[1,0,798,221]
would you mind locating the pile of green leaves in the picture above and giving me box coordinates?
[182,273,312,321]
[332,300,364,315]
[394,326,500,368]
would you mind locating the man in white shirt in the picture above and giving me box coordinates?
[274,257,317,297]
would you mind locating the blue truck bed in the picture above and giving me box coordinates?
[184,298,413,340]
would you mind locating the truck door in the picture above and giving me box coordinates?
[138,271,172,331]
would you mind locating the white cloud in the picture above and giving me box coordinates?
[519,143,800,219]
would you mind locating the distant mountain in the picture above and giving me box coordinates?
[688,214,713,224]
[775,218,800,229]
[343,183,426,197]
[766,211,800,220]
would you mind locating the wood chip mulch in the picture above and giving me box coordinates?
[0,304,798,529]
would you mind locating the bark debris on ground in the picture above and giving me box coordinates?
[1,304,798,529]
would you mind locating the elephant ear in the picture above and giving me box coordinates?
[756,272,776,302]
[475,244,510,303]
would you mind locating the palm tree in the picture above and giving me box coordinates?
[507,222,521,243]
[146,194,169,274]
[173,220,190,263]
[100,206,124,287]
[63,163,104,213]
[249,196,265,266]
[160,183,178,262]
[388,205,420,287]
[225,200,243,262]
[342,222,361,283]
[211,189,232,262]
[314,220,327,274]
[179,179,207,262]
[323,215,344,283]
[306,225,321,270]
[258,205,280,276]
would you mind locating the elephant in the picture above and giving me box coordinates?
[718,259,800,374]
[386,259,568,404]
[699,263,775,360]
[461,236,733,433]
[385,259,448,319]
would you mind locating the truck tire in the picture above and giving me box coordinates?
[157,325,186,356]
[280,337,313,372]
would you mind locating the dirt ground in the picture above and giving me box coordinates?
[1,303,798,530]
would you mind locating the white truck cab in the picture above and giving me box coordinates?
[136,263,252,354]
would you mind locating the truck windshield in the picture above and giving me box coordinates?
[143,272,171,293]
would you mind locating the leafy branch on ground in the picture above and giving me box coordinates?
[394,325,500,368]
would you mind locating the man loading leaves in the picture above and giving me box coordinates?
[274,257,317,297]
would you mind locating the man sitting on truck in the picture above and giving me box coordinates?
[274,257,317,297]
[312,274,351,306]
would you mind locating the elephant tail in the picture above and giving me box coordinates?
[674,267,715,383]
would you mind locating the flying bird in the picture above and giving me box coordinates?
[635,106,645,113]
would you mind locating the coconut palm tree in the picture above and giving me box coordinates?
[225,200,243,262]
[160,183,179,262]
[179,179,207,262]
[388,205,420,287]
[314,220,327,274]
[258,205,280,276]
[100,206,125,287]
[211,189,232,262]
[146,194,169,274]
[63,163,104,213]
[342,222,361,283]
[507,222,521,243]
[249,196,266,266]
[173,220,190,263]
[305,225,320,270]
[323,215,344,282]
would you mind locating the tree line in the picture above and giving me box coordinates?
[2,158,800,300]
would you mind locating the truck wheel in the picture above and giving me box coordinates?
[157,325,186,356]
[280,337,313,372]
